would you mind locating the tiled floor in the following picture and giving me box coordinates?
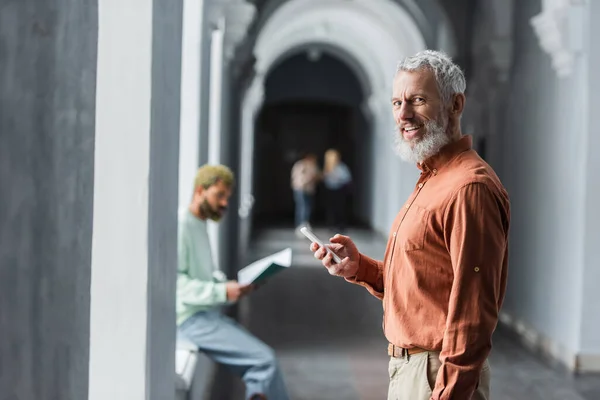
[210,227,600,400]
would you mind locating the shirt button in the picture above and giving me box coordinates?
[418,183,424,188]
[432,168,438,175]
[405,204,410,209]
[474,267,480,272]
[393,232,397,237]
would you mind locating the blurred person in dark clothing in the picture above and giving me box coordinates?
[323,149,352,233]
[290,152,321,236]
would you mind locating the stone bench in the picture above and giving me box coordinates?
[175,337,215,400]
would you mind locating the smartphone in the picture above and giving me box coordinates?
[300,227,343,264]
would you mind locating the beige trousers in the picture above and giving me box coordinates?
[387,352,490,400]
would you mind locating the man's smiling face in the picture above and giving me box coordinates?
[391,68,451,163]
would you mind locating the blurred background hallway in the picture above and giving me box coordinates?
[2,0,600,399]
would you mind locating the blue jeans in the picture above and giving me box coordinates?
[294,190,314,227]
[178,310,289,400]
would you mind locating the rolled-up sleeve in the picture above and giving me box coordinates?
[432,182,509,400]
[345,253,384,300]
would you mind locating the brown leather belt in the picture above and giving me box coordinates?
[388,343,427,358]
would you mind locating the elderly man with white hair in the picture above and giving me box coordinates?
[310,50,510,400]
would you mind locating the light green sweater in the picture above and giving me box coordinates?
[176,210,227,326]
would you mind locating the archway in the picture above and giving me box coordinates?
[253,51,368,227]
[238,0,452,250]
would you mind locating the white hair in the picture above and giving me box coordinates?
[396,50,466,106]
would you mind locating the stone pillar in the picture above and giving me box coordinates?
[89,1,182,399]
[0,2,97,399]
[146,1,184,396]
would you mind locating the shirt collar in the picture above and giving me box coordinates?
[418,135,472,173]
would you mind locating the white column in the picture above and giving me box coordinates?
[207,19,225,269]
[208,20,225,165]
[178,0,205,211]
[239,100,255,217]
[238,79,263,219]
[90,0,182,398]
[90,1,153,398]
[237,79,263,259]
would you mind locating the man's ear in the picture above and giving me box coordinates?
[452,93,466,115]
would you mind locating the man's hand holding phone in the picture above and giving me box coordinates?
[301,228,361,278]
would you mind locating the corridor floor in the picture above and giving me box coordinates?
[210,227,600,400]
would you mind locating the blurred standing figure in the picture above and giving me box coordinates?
[290,153,321,235]
[323,149,352,233]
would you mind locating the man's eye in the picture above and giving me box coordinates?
[413,97,425,104]
[392,101,401,107]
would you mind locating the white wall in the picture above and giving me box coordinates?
[579,0,600,364]
[497,0,599,371]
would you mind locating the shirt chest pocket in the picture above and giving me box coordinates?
[398,204,430,251]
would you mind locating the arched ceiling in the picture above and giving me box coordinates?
[248,0,456,52]
[233,0,458,87]
[248,0,438,117]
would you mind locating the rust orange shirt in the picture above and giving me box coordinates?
[348,136,510,399]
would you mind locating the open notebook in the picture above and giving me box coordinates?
[237,248,292,285]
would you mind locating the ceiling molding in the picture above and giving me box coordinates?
[530,0,585,78]
[207,0,256,62]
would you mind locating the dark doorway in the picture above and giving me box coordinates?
[251,51,369,229]
[253,101,357,226]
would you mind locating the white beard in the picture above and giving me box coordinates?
[394,119,451,163]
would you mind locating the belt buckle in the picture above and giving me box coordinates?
[399,346,410,363]
[395,345,406,358]
[390,344,410,362]
[401,347,407,362]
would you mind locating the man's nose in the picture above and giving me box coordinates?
[396,102,414,122]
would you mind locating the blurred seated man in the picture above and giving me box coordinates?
[177,164,289,400]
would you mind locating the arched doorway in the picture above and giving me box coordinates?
[237,0,439,242]
[252,52,369,228]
